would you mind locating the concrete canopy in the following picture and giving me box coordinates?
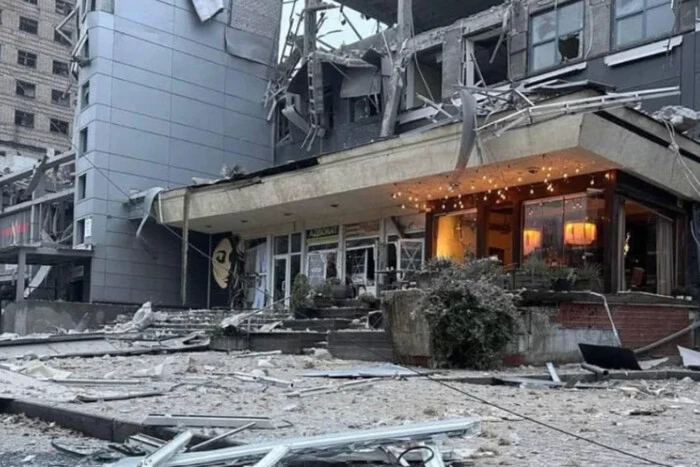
[157,106,700,237]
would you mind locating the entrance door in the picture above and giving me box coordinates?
[272,233,302,308]
[273,256,288,304]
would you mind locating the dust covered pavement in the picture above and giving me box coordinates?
[1,351,700,466]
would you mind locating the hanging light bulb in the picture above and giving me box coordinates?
[471,185,476,190]
[517,177,523,183]
[442,204,446,209]
[415,203,419,209]
[391,193,397,199]
[401,204,405,209]
[483,195,488,201]
[408,196,413,201]
[563,173,568,179]
[397,191,402,197]
[530,188,534,195]
[605,172,611,180]
[590,177,595,186]
[575,167,580,174]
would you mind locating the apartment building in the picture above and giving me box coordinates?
[0,0,75,163]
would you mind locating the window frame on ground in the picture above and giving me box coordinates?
[528,1,584,72]
[613,0,675,48]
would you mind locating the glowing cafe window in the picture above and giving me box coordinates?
[435,209,478,262]
[522,193,604,267]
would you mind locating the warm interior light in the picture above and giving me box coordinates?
[564,222,597,245]
[522,228,542,255]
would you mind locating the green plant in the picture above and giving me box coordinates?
[521,256,549,276]
[422,262,519,369]
[575,263,602,281]
[549,266,574,280]
[423,257,457,274]
[291,274,313,315]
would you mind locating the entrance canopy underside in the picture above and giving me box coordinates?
[157,106,700,237]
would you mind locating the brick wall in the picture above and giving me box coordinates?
[554,303,696,355]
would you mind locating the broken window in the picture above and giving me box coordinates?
[77,174,86,200]
[19,17,38,34]
[15,110,35,128]
[52,89,70,107]
[56,0,74,16]
[79,127,88,155]
[276,107,290,143]
[50,118,70,135]
[350,96,381,122]
[408,47,443,109]
[53,60,69,76]
[81,81,90,108]
[17,50,37,68]
[16,80,36,99]
[614,0,675,47]
[54,30,72,46]
[467,31,509,87]
[529,1,583,72]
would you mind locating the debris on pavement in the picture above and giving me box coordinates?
[303,364,427,379]
[578,343,642,370]
[112,417,481,467]
[679,346,700,369]
[141,414,287,430]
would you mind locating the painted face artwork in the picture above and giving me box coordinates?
[212,237,233,289]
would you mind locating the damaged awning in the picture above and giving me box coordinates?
[340,68,382,98]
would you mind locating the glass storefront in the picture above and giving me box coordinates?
[522,193,605,268]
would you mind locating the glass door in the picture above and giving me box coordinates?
[272,233,303,308]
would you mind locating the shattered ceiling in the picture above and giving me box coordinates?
[335,0,507,32]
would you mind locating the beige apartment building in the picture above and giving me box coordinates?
[0,0,74,162]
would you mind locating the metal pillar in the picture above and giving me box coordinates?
[16,249,26,302]
[180,189,190,306]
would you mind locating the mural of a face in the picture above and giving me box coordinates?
[212,238,233,289]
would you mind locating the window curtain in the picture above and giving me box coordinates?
[656,216,673,295]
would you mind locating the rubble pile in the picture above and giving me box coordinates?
[0,349,697,466]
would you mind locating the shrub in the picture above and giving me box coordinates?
[423,260,519,369]
[291,274,313,314]
[358,293,380,309]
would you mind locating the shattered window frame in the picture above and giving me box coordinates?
[349,95,381,123]
[528,1,584,73]
[613,0,675,48]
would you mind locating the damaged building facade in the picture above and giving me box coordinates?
[155,0,700,314]
[0,0,282,307]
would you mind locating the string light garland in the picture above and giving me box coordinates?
[388,158,603,213]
